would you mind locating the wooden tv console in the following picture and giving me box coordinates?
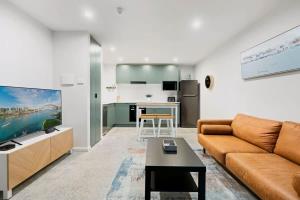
[0,128,73,199]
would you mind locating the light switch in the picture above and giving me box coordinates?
[77,77,85,85]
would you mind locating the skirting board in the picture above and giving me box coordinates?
[72,146,91,152]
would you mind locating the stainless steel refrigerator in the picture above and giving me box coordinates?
[178,80,200,128]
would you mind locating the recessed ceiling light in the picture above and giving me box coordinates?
[110,46,116,52]
[173,57,178,63]
[144,57,149,62]
[118,57,124,62]
[191,19,202,30]
[83,10,94,20]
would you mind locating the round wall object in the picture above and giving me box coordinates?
[205,75,212,89]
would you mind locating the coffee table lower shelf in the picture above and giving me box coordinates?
[150,171,198,192]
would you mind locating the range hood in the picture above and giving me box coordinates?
[130,81,147,84]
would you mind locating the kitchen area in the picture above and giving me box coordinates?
[102,64,199,135]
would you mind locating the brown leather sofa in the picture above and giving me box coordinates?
[198,113,300,200]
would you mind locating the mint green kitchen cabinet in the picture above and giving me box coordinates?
[114,103,136,126]
[116,65,146,83]
[116,64,179,84]
[104,103,180,128]
[107,104,115,128]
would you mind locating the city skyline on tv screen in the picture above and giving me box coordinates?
[0,86,62,143]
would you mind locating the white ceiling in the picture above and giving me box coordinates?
[10,0,294,65]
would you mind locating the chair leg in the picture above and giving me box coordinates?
[173,118,176,138]
[152,119,156,137]
[139,119,144,140]
[158,119,162,137]
[170,119,175,137]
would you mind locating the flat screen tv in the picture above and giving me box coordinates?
[0,86,62,144]
[162,81,177,91]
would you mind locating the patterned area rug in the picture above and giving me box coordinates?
[106,139,257,200]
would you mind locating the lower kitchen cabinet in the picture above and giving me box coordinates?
[107,104,115,127]
[103,103,180,130]
[115,103,136,126]
[103,103,117,134]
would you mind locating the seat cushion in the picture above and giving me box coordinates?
[274,121,300,165]
[198,134,266,165]
[201,125,232,135]
[293,173,300,197]
[231,114,282,152]
[226,153,300,200]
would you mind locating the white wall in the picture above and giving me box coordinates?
[52,32,91,150]
[195,2,300,121]
[179,65,195,80]
[117,84,177,102]
[102,63,117,104]
[0,1,53,88]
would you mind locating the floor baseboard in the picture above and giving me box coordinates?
[72,146,91,152]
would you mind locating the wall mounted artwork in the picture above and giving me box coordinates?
[241,25,300,79]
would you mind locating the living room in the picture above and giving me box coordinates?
[0,0,300,200]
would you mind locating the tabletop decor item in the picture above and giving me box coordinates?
[146,94,152,101]
[162,139,177,153]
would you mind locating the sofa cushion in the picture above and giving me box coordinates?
[201,125,232,135]
[197,119,232,134]
[231,114,282,152]
[226,153,300,200]
[293,173,300,197]
[274,121,300,165]
[198,134,266,165]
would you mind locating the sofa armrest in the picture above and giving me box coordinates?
[197,119,233,134]
[201,125,233,135]
[293,173,300,197]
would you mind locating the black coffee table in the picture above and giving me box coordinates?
[145,138,206,200]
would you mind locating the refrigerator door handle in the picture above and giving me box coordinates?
[183,94,197,97]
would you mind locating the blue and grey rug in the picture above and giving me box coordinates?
[106,141,257,200]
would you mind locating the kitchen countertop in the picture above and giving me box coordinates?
[103,102,180,105]
[103,102,136,105]
[136,102,180,106]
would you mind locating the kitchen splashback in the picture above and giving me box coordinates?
[117,84,177,102]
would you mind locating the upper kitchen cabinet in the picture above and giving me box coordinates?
[116,64,179,84]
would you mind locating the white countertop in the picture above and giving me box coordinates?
[104,101,179,104]
[136,102,180,105]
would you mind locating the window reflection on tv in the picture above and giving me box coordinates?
[0,86,62,143]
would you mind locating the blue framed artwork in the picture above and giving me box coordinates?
[241,25,300,79]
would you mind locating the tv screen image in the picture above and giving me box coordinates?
[0,86,62,143]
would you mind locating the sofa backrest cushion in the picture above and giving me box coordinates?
[201,125,233,135]
[274,121,300,165]
[231,114,282,152]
